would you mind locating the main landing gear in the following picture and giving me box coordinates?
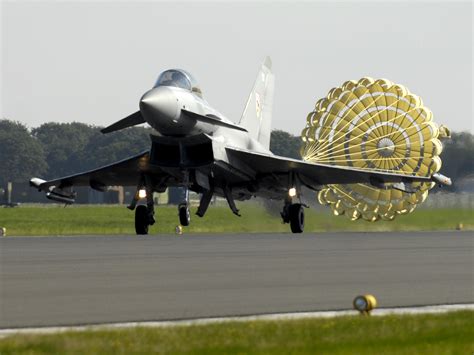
[281,198,306,233]
[135,205,150,235]
[134,203,155,235]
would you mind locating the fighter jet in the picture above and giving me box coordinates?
[30,57,451,234]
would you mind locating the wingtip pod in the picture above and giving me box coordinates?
[432,173,452,187]
[302,77,451,222]
[438,125,451,139]
[29,178,46,190]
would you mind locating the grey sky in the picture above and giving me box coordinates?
[2,1,473,135]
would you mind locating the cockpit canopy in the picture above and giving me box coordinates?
[154,69,203,97]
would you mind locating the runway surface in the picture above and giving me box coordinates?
[1,231,472,328]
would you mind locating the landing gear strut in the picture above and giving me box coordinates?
[178,185,191,226]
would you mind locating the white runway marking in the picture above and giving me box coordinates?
[0,304,472,339]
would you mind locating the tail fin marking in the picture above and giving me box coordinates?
[239,57,275,149]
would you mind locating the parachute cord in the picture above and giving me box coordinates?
[309,107,421,160]
[311,93,410,156]
[306,134,425,163]
[313,155,429,165]
[308,108,425,161]
[314,89,398,149]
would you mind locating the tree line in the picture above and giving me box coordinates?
[0,119,472,191]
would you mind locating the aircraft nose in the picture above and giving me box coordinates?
[139,87,179,127]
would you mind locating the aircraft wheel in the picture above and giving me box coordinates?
[135,205,149,235]
[289,203,304,233]
[179,204,191,226]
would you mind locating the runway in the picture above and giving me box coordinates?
[1,231,472,328]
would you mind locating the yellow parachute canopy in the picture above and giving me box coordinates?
[301,77,448,222]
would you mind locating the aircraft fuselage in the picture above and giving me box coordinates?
[139,86,270,156]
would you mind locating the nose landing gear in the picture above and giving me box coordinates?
[130,177,155,235]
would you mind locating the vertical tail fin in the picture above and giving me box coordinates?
[239,57,275,149]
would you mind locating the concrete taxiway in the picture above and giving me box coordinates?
[0,231,472,328]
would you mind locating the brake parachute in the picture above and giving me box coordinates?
[301,77,450,222]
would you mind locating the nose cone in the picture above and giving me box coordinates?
[139,87,179,130]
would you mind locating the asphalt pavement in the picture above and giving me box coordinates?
[0,231,472,328]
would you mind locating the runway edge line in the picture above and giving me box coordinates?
[0,304,473,338]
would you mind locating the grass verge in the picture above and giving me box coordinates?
[0,311,472,354]
[0,203,472,236]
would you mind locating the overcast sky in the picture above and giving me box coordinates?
[1,0,472,134]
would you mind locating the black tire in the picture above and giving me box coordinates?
[289,204,304,233]
[135,205,149,235]
[179,205,191,226]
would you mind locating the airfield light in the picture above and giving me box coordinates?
[353,294,377,315]
[289,187,297,197]
[138,189,147,199]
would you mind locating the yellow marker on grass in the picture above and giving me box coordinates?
[353,294,377,315]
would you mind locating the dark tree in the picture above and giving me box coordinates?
[32,122,152,178]
[0,119,47,185]
[76,126,152,171]
[439,132,474,190]
[270,130,302,159]
[32,122,98,178]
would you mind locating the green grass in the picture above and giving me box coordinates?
[0,311,472,354]
[0,203,472,236]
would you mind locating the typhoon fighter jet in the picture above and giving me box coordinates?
[30,57,451,234]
